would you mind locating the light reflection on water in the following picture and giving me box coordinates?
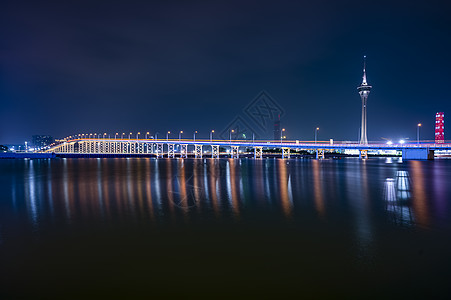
[2,158,451,297]
[1,158,451,234]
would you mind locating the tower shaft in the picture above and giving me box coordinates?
[357,56,371,145]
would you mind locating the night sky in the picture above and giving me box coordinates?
[1,0,450,144]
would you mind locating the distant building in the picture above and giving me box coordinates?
[435,112,445,143]
[32,135,54,149]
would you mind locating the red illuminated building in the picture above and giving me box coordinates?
[435,112,445,143]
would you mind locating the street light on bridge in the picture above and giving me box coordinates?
[281,128,285,144]
[115,133,118,139]
[315,127,319,145]
[210,130,214,143]
[230,129,234,144]
[179,131,183,141]
[417,123,422,144]
[129,132,132,139]
[146,132,149,139]
[167,131,170,141]
[194,131,197,142]
[137,132,140,140]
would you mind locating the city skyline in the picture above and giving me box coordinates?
[1,0,450,144]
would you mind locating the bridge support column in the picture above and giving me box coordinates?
[231,146,239,159]
[359,150,368,160]
[181,144,188,158]
[168,144,175,158]
[195,145,202,158]
[146,143,153,154]
[402,148,434,160]
[316,149,325,159]
[254,146,263,159]
[282,147,290,159]
[211,145,219,159]
[138,143,144,154]
[156,143,163,158]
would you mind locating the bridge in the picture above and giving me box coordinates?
[42,136,451,160]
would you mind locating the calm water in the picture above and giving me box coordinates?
[1,157,451,298]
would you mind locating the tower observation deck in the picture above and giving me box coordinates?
[357,56,372,145]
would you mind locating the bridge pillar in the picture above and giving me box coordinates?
[138,142,144,154]
[402,148,434,160]
[195,145,202,158]
[156,143,163,158]
[180,144,188,158]
[254,146,263,159]
[231,146,239,159]
[316,149,325,159]
[211,145,219,159]
[282,147,290,159]
[167,144,175,158]
[359,150,368,160]
[146,143,153,154]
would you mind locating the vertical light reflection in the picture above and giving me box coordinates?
[226,159,240,218]
[136,158,145,221]
[278,160,293,218]
[25,160,39,229]
[432,164,447,216]
[385,174,414,226]
[254,160,266,207]
[177,159,189,217]
[360,162,372,237]
[97,159,105,220]
[312,160,325,218]
[101,159,111,221]
[116,159,126,221]
[193,159,202,213]
[203,159,210,201]
[153,159,162,214]
[410,161,429,227]
[208,159,220,216]
[62,159,71,223]
[126,159,137,220]
[166,159,175,218]
[47,160,54,219]
[145,159,154,221]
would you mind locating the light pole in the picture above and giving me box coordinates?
[179,131,183,141]
[137,132,140,140]
[155,132,159,141]
[417,123,422,144]
[281,128,285,144]
[167,131,170,141]
[194,131,197,142]
[104,133,107,139]
[146,132,149,139]
[115,133,118,139]
[315,127,319,145]
[210,130,214,142]
[230,129,234,143]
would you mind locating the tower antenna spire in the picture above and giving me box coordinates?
[362,55,367,85]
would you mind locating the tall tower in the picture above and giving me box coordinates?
[435,112,445,143]
[357,56,372,144]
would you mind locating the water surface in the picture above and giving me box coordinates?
[1,158,451,298]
